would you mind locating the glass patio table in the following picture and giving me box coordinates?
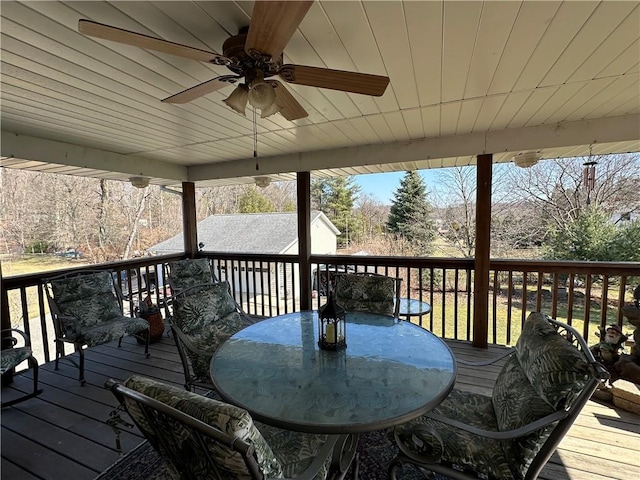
[210,310,456,434]
[396,298,432,318]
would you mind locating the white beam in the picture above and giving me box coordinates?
[188,114,640,181]
[1,131,188,181]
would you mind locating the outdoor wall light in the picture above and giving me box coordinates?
[254,176,271,188]
[129,176,150,188]
[513,151,542,168]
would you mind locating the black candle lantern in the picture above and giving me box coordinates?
[318,291,347,351]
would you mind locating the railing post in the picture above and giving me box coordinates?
[182,181,198,258]
[297,172,312,311]
[1,261,14,384]
[473,153,492,348]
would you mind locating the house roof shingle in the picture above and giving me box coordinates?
[149,211,338,254]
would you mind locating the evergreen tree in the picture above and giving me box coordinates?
[238,187,275,213]
[387,171,435,253]
[311,176,361,246]
[545,208,640,262]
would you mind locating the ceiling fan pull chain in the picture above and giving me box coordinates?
[253,107,259,170]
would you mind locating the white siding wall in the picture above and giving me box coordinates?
[215,219,337,295]
[311,219,338,254]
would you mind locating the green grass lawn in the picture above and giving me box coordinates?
[2,254,88,276]
[3,254,90,326]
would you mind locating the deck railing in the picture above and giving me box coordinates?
[3,252,638,367]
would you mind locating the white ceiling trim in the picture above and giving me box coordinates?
[188,114,640,181]
[1,131,188,181]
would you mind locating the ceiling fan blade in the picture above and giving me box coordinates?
[162,75,241,104]
[279,65,390,96]
[268,80,308,120]
[78,19,226,64]
[245,1,313,61]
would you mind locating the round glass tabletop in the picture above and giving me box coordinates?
[396,298,432,317]
[210,311,456,434]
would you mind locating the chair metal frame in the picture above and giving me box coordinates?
[168,282,259,392]
[44,269,150,385]
[1,328,43,407]
[389,316,609,480]
[105,378,352,480]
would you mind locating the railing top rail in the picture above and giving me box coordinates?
[3,253,185,287]
[310,255,474,269]
[490,258,640,275]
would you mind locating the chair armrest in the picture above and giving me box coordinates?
[54,315,82,340]
[456,348,514,366]
[1,328,30,348]
[424,409,569,440]
[169,321,215,357]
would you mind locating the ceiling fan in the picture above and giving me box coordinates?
[78,1,390,121]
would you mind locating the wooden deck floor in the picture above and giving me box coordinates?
[1,334,639,480]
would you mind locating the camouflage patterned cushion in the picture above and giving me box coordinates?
[394,388,515,480]
[51,271,122,327]
[123,375,283,478]
[256,423,332,480]
[81,316,149,347]
[172,283,251,381]
[492,355,556,479]
[335,273,395,316]
[1,346,33,374]
[515,313,591,409]
[168,259,214,294]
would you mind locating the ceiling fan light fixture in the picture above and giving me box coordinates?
[223,84,249,115]
[248,74,277,110]
[260,100,281,118]
[513,151,542,168]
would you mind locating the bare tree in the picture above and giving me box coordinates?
[354,194,388,240]
[508,153,640,229]
[123,186,150,259]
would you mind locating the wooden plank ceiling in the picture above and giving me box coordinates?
[1,1,639,188]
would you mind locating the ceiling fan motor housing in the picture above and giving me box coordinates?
[222,30,282,77]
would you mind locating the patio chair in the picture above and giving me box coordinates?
[334,272,402,318]
[105,374,347,479]
[1,328,43,407]
[389,312,609,480]
[167,258,268,321]
[169,282,254,392]
[45,270,150,385]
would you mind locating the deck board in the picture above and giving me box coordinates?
[2,335,639,480]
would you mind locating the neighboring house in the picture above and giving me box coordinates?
[148,211,340,296]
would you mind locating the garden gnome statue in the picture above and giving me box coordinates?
[590,325,627,367]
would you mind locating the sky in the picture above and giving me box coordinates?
[353,170,440,205]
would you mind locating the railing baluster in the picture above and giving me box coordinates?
[567,273,575,325]
[37,285,50,363]
[441,268,447,338]
[506,271,513,345]
[521,270,528,326]
[584,274,593,339]
[536,272,543,312]
[551,273,559,319]
[453,270,459,340]
[492,269,499,344]
[601,275,610,331]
